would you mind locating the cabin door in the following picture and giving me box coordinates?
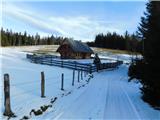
[82,53,86,59]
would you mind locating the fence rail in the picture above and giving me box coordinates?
[26,54,123,73]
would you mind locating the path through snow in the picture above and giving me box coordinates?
[37,66,160,120]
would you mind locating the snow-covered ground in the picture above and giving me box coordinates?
[0,46,159,120]
[0,47,90,119]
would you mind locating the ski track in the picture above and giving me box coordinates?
[38,67,138,119]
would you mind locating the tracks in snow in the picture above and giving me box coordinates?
[103,75,141,119]
[39,68,142,119]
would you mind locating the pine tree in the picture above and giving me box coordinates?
[124,31,130,52]
[35,33,40,45]
[1,28,8,46]
[136,1,160,107]
[23,31,27,45]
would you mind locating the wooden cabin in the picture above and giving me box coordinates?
[56,39,94,59]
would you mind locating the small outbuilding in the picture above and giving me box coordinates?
[56,39,94,59]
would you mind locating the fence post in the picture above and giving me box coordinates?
[111,63,113,68]
[61,73,64,90]
[75,62,77,70]
[41,57,43,64]
[3,74,14,117]
[41,72,45,98]
[108,63,110,68]
[84,70,87,77]
[72,70,75,86]
[78,70,80,82]
[89,65,92,74]
[34,57,37,63]
[50,57,52,65]
[81,68,83,80]
[61,61,63,68]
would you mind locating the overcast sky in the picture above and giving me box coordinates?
[2,0,147,41]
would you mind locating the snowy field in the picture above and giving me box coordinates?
[0,46,159,120]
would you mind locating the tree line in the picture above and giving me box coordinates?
[1,27,142,54]
[87,31,142,53]
[1,28,68,46]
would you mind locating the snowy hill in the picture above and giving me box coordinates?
[0,46,159,120]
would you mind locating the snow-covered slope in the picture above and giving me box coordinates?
[0,46,159,120]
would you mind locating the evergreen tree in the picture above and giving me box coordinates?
[124,31,130,51]
[35,33,40,45]
[130,1,160,107]
[1,28,8,46]
[22,31,27,45]
[18,32,22,46]
[50,35,55,45]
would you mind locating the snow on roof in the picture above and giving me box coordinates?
[57,39,94,54]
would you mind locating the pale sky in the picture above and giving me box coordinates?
[1,0,147,41]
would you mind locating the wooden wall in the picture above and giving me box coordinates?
[58,44,92,59]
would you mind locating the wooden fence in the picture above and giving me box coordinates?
[26,54,123,73]
[3,55,123,118]
[2,70,86,118]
